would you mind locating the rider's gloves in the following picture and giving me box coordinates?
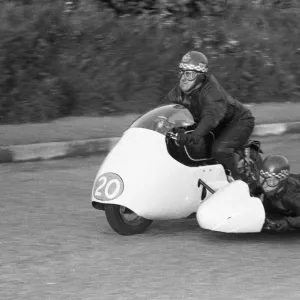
[169,127,203,146]
[172,127,186,135]
[168,127,187,146]
[177,132,203,146]
[176,132,189,146]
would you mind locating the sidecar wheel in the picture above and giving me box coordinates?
[104,204,153,236]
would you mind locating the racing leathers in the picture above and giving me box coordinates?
[164,74,255,179]
[262,174,300,231]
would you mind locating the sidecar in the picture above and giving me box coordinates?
[196,180,265,233]
[91,104,230,235]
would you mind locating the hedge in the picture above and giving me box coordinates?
[0,0,299,123]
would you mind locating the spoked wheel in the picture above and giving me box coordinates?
[104,204,153,236]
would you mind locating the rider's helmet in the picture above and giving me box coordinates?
[259,155,290,196]
[178,51,208,93]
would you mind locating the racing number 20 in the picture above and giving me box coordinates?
[93,173,124,201]
[94,176,120,199]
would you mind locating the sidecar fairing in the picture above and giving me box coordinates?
[91,104,229,220]
[197,180,266,233]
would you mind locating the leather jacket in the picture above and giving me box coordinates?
[263,174,300,230]
[164,74,254,138]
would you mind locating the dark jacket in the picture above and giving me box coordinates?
[164,74,254,138]
[263,174,300,230]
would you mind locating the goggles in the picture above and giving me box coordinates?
[260,169,289,188]
[261,176,280,187]
[178,69,199,81]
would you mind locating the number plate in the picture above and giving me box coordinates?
[93,173,124,201]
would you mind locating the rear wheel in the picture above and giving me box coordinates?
[104,204,153,235]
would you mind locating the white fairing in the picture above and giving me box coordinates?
[196,180,266,233]
[92,128,229,220]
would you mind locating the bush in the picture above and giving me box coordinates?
[0,0,299,123]
[0,1,74,123]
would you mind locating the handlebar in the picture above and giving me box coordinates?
[166,131,178,140]
[166,129,214,163]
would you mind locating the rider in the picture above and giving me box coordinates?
[164,51,255,180]
[259,155,300,232]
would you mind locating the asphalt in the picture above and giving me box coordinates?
[1,103,300,163]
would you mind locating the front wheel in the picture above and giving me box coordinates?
[104,204,153,235]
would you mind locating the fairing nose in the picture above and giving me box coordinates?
[92,128,200,219]
[196,180,266,233]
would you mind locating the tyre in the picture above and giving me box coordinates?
[104,204,153,235]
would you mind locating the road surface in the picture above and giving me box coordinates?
[1,134,300,300]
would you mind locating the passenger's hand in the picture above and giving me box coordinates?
[273,219,290,232]
[263,218,290,232]
[263,218,278,231]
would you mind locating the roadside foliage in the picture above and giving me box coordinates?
[0,0,299,123]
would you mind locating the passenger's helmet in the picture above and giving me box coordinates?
[179,51,208,73]
[260,155,290,195]
[260,155,290,179]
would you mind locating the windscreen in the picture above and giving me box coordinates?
[130,104,195,135]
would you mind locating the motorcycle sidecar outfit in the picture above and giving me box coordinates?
[196,180,265,233]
